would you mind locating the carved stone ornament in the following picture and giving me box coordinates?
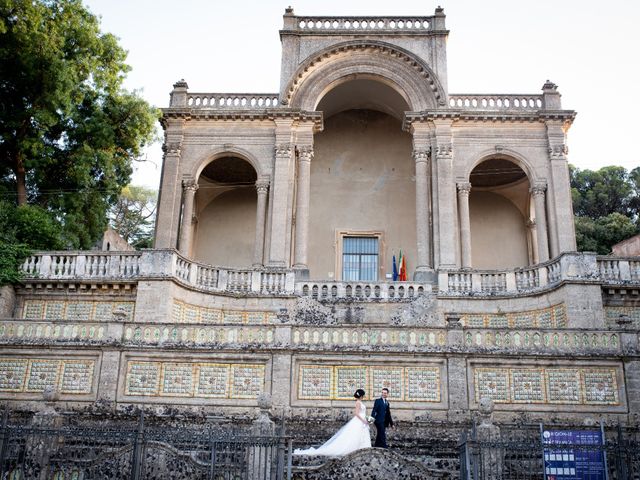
[275,144,292,157]
[412,148,431,163]
[163,142,181,155]
[182,179,199,191]
[530,183,547,196]
[457,182,472,195]
[255,181,270,194]
[435,143,453,158]
[548,144,568,159]
[298,145,314,162]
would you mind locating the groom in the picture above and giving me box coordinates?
[370,387,393,448]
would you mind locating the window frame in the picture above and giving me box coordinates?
[335,230,385,282]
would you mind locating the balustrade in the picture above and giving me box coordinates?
[295,16,432,31]
[21,252,141,279]
[296,281,428,300]
[448,94,544,110]
[186,93,279,109]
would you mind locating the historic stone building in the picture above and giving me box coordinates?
[2,7,639,446]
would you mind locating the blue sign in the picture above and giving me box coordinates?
[542,430,606,480]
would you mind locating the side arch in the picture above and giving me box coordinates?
[284,40,447,111]
[464,148,537,185]
[189,146,265,182]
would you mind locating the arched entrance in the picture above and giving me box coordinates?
[464,158,533,269]
[192,156,258,267]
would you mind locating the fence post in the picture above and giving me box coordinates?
[287,438,292,480]
[0,409,8,480]
[130,410,144,480]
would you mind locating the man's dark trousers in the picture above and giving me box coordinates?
[371,397,393,448]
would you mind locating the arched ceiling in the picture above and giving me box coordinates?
[470,158,527,188]
[200,157,257,184]
[316,78,410,120]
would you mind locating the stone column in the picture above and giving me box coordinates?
[154,140,183,248]
[293,146,312,274]
[457,182,472,268]
[253,180,270,267]
[178,178,198,256]
[413,148,433,280]
[527,220,539,265]
[531,184,549,263]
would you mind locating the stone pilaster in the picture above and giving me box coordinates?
[546,119,577,254]
[268,119,295,266]
[253,180,270,267]
[433,119,456,268]
[457,182,472,268]
[178,178,198,257]
[413,147,433,279]
[293,145,313,273]
[154,134,184,249]
[531,183,549,263]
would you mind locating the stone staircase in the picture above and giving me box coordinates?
[291,447,455,480]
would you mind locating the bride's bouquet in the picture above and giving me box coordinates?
[366,415,375,423]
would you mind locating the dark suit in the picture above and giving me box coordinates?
[370,397,393,448]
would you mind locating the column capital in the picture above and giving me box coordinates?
[526,219,537,229]
[435,143,453,159]
[548,144,568,159]
[412,148,431,164]
[256,180,270,194]
[163,142,182,156]
[530,183,547,196]
[182,178,198,191]
[457,182,472,195]
[275,144,293,157]
[297,145,314,162]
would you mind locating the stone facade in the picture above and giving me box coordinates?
[2,7,639,446]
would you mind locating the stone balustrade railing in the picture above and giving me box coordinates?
[295,281,431,300]
[293,16,433,32]
[19,251,640,297]
[186,93,279,109]
[448,94,544,111]
[463,328,620,352]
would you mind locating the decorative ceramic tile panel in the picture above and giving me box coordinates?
[335,367,368,399]
[297,364,442,402]
[171,301,273,325]
[125,361,265,399]
[126,362,161,396]
[44,301,65,320]
[475,368,510,403]
[230,365,265,399]
[582,369,618,405]
[510,369,545,403]
[25,360,61,392]
[546,369,581,404]
[23,301,44,319]
[0,359,28,391]
[405,367,440,402]
[65,302,93,320]
[223,311,244,323]
[605,306,640,328]
[461,304,567,328]
[60,361,95,394]
[171,302,183,322]
[196,364,230,397]
[94,303,114,321]
[299,366,333,399]
[161,363,194,397]
[474,366,621,406]
[371,367,403,400]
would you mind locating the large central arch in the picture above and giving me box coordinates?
[285,40,447,112]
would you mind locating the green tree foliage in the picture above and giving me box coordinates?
[0,0,158,251]
[571,165,640,254]
[109,185,157,249]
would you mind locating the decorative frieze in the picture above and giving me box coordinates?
[171,301,276,324]
[22,300,134,321]
[292,328,446,348]
[0,357,95,395]
[298,364,441,402]
[124,360,265,399]
[473,366,620,406]
[123,324,274,345]
[0,321,106,342]
[461,304,567,328]
[464,329,618,351]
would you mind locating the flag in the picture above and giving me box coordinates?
[392,254,398,281]
[398,249,407,281]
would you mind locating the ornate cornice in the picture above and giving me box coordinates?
[161,108,324,131]
[403,110,576,131]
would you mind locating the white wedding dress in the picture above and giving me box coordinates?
[294,402,371,456]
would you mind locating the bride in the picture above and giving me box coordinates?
[294,389,371,457]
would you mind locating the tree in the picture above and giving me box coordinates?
[110,185,157,249]
[571,165,640,253]
[0,0,157,249]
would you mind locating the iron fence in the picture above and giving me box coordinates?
[0,411,292,480]
[459,424,640,480]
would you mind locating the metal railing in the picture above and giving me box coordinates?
[0,411,292,480]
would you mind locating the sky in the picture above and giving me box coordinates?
[83,0,640,189]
